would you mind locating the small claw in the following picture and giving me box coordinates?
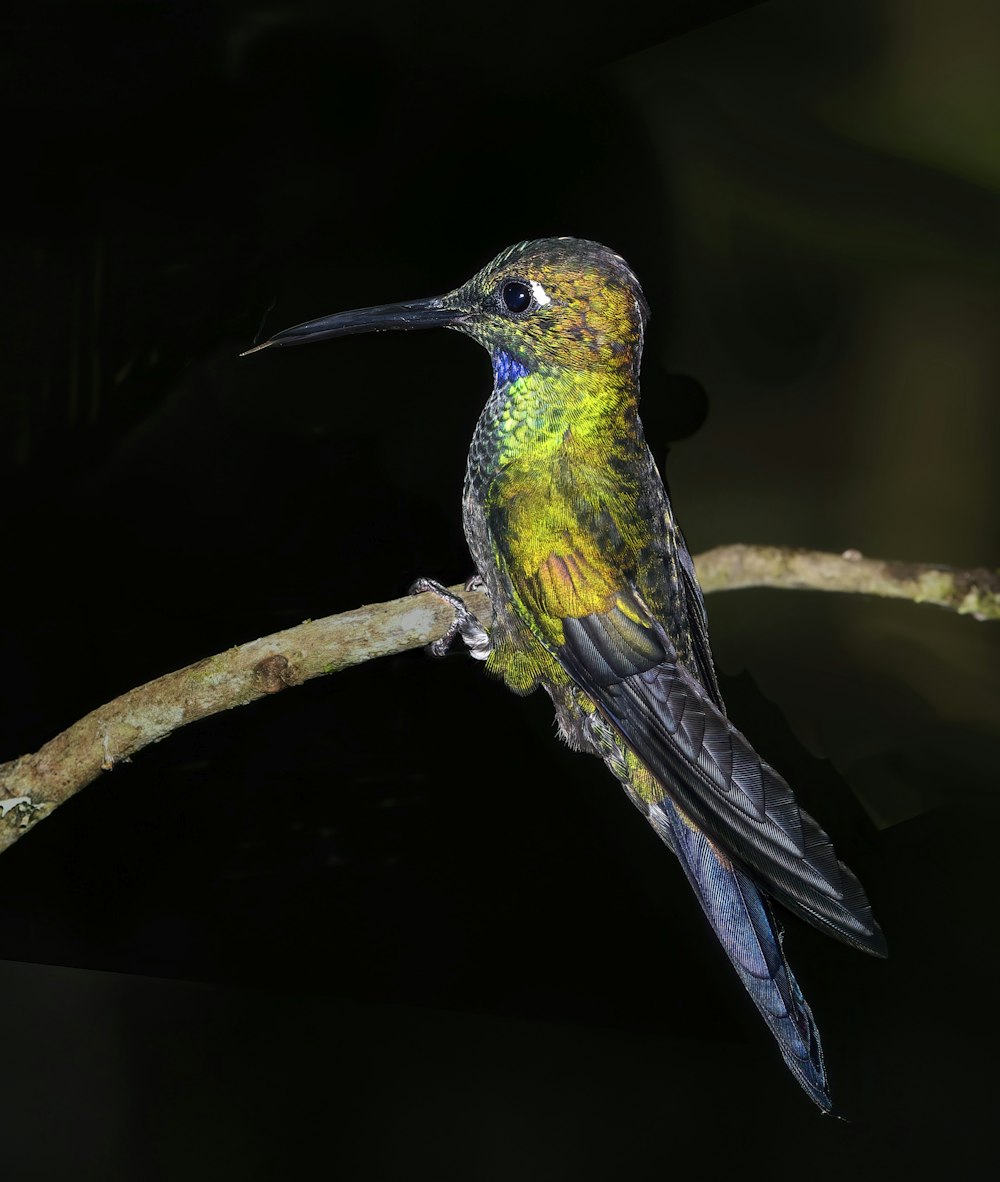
[409,577,491,660]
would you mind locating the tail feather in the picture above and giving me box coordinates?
[645,792,831,1111]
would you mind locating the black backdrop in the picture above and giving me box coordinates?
[3,2,999,1177]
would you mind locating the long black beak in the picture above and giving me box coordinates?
[240,295,466,356]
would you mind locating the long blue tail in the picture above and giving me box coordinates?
[646,792,831,1110]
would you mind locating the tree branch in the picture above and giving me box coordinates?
[1,544,996,855]
[695,544,1000,618]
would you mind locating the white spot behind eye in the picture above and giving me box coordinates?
[529,279,551,307]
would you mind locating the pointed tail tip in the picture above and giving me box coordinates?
[239,340,272,358]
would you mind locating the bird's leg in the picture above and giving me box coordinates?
[409,577,492,661]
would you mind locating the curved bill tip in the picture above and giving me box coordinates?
[239,295,465,358]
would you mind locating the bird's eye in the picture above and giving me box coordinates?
[501,280,532,314]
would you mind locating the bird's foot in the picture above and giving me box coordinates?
[409,577,491,661]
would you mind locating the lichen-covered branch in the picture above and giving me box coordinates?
[0,545,996,856]
[696,545,1000,620]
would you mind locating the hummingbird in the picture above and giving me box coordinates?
[244,237,886,1110]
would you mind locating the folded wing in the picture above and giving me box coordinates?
[558,595,886,956]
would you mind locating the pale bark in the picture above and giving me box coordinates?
[1,544,996,855]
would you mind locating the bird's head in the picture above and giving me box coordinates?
[446,238,648,379]
[243,237,649,384]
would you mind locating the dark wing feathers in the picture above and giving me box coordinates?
[564,610,666,683]
[560,600,886,958]
[673,526,725,710]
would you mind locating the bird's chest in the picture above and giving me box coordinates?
[463,407,574,578]
[460,394,569,654]
[462,387,551,578]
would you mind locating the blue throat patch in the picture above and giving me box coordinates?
[493,351,530,386]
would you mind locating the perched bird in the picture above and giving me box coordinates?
[244,237,886,1110]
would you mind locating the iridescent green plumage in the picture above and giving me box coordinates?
[248,236,886,1111]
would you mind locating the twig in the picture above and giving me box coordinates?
[0,545,996,855]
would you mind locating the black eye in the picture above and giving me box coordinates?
[501,280,532,314]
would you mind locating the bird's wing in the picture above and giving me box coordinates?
[671,521,724,710]
[509,543,886,957]
[637,782,831,1109]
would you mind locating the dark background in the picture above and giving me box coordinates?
[2,1,999,1177]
